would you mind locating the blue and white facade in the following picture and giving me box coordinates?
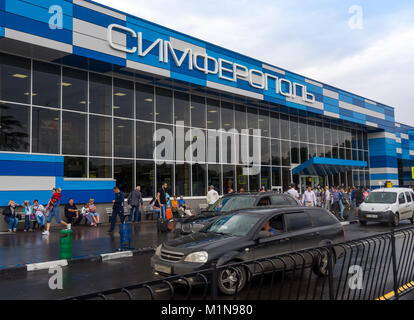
[0,0,412,206]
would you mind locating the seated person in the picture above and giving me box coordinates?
[171,196,179,215]
[263,221,279,237]
[88,199,100,227]
[178,196,187,209]
[64,199,83,226]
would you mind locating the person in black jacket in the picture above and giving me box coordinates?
[354,187,364,218]
[108,186,125,233]
[3,201,20,233]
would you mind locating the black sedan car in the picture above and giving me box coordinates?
[177,192,301,235]
[151,207,345,295]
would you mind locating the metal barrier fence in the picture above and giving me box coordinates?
[65,226,414,301]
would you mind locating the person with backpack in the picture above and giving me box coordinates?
[3,201,20,233]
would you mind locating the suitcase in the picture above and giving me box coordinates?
[157,218,169,233]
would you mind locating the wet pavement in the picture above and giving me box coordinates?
[0,222,174,268]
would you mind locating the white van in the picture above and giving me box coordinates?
[359,188,414,227]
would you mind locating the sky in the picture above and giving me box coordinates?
[94,0,414,125]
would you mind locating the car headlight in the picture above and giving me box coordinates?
[155,245,162,257]
[184,251,208,263]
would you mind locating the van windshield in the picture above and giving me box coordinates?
[365,192,397,204]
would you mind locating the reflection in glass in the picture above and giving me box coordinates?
[0,53,31,104]
[33,61,60,108]
[62,67,88,112]
[191,95,206,129]
[0,103,29,152]
[208,164,222,195]
[89,115,112,157]
[89,158,112,178]
[221,101,234,130]
[32,107,60,154]
[137,121,154,159]
[271,139,281,166]
[235,104,246,132]
[114,118,133,158]
[113,79,134,118]
[136,83,154,121]
[207,99,220,130]
[156,88,173,124]
[174,91,190,126]
[114,159,134,195]
[89,73,112,115]
[64,157,86,178]
[137,161,155,198]
[192,164,207,196]
[175,163,191,196]
[62,111,86,155]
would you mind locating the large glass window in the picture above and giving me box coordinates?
[261,166,271,191]
[262,138,271,165]
[270,112,280,139]
[221,101,234,130]
[113,79,134,118]
[308,120,316,144]
[89,73,112,115]
[89,158,112,178]
[300,144,309,163]
[175,163,191,196]
[192,164,207,196]
[32,107,60,154]
[281,141,290,166]
[191,95,206,129]
[207,99,220,130]
[156,88,173,124]
[235,104,246,132]
[316,121,324,145]
[291,142,300,164]
[137,121,154,159]
[136,161,155,198]
[64,157,86,178]
[62,68,88,112]
[223,165,235,194]
[114,118,133,158]
[174,91,190,126]
[0,103,30,152]
[114,159,134,195]
[259,110,270,137]
[33,61,60,108]
[247,107,258,134]
[208,164,222,195]
[89,115,112,157]
[236,166,248,192]
[272,167,281,187]
[280,114,289,140]
[271,139,281,166]
[0,53,31,104]
[62,111,86,155]
[324,122,332,146]
[136,83,154,121]
[290,116,299,141]
[157,163,174,194]
[299,118,308,142]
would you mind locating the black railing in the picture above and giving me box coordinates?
[65,226,414,301]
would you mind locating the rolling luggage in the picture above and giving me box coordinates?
[157,218,169,233]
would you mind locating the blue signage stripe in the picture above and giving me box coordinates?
[73,46,126,67]
[73,4,125,29]
[0,160,63,176]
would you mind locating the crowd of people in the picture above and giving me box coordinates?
[287,184,370,221]
[2,188,102,234]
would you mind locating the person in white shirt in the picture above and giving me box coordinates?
[302,186,317,207]
[287,184,300,200]
[207,186,219,208]
[323,186,332,211]
[32,200,46,231]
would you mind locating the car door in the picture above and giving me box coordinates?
[284,211,321,251]
[398,192,409,219]
[405,192,414,219]
[250,214,293,272]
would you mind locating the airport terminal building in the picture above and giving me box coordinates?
[0,0,413,206]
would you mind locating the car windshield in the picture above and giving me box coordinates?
[209,196,257,212]
[365,192,397,204]
[202,214,261,236]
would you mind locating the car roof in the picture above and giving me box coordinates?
[232,206,318,217]
[223,192,293,198]
[372,188,413,193]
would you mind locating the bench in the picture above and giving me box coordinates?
[143,205,158,221]
[106,207,131,223]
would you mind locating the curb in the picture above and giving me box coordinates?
[0,247,156,275]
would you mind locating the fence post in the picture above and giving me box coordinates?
[211,265,218,300]
[327,245,335,300]
[391,229,400,300]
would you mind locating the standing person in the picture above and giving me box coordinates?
[108,186,125,233]
[287,184,300,200]
[2,201,20,233]
[64,199,82,226]
[354,187,364,218]
[157,182,168,220]
[323,186,332,211]
[331,187,341,217]
[350,186,357,210]
[23,201,33,232]
[32,200,46,231]
[338,187,348,221]
[42,188,70,236]
[128,186,144,223]
[302,186,317,207]
[315,185,323,207]
[207,186,219,209]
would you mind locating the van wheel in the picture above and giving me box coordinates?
[391,213,400,228]
[217,264,247,295]
[313,250,336,278]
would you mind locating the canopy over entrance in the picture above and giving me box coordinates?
[292,158,368,176]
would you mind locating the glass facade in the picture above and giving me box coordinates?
[0,52,371,196]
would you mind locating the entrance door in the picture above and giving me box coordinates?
[299,176,323,193]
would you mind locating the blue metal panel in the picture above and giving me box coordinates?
[0,160,63,176]
[56,178,116,191]
[0,190,52,207]
[60,189,115,204]
[73,46,126,67]
[73,4,125,28]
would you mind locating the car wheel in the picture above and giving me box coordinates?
[217,265,247,295]
[391,213,400,228]
[313,250,336,278]
[410,213,414,225]
[359,220,367,226]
